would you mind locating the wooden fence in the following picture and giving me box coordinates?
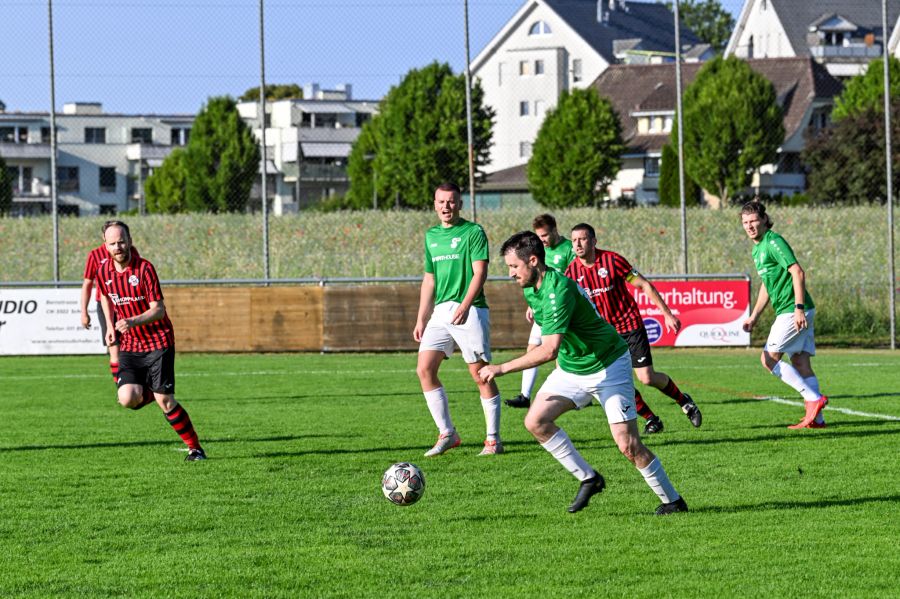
[164,281,530,352]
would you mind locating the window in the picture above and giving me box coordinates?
[644,157,660,176]
[498,62,506,86]
[57,166,79,192]
[41,127,52,143]
[519,60,531,76]
[84,127,106,144]
[637,117,650,134]
[535,60,545,75]
[519,141,532,158]
[0,127,14,142]
[5,167,18,193]
[572,58,583,83]
[534,100,545,118]
[131,128,152,144]
[99,167,117,193]
[99,204,117,215]
[171,127,191,146]
[519,101,530,116]
[824,32,844,46]
[528,20,551,35]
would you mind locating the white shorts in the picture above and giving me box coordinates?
[537,352,635,424]
[765,308,816,356]
[528,322,543,346]
[419,301,492,364]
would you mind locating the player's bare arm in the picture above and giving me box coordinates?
[413,273,436,342]
[115,299,167,334]
[451,259,488,325]
[630,274,681,333]
[79,278,94,329]
[479,333,563,383]
[787,263,808,330]
[743,283,770,332]
[100,294,116,346]
[525,306,534,324]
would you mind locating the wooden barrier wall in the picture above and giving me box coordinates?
[165,281,532,352]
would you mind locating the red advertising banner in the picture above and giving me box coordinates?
[634,279,751,347]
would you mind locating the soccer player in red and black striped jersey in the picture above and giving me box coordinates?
[98,220,207,461]
[565,223,702,434]
[80,227,140,384]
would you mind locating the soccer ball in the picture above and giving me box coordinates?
[381,462,425,506]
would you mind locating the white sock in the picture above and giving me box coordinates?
[480,394,501,441]
[423,387,454,436]
[804,376,825,423]
[520,367,538,399]
[771,362,820,402]
[638,457,679,504]
[540,429,595,481]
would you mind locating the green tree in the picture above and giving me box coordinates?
[0,153,12,216]
[804,101,900,204]
[182,96,261,213]
[658,143,700,206]
[145,148,189,213]
[239,84,303,102]
[680,56,783,206]
[832,57,900,121]
[527,88,624,208]
[665,0,734,54]
[346,62,494,209]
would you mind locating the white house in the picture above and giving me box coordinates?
[236,84,378,211]
[1,102,193,217]
[471,0,710,173]
[726,0,900,79]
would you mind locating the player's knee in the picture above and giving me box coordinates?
[760,352,776,371]
[635,370,653,386]
[117,391,141,409]
[523,413,546,437]
[415,362,436,384]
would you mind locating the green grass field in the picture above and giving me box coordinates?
[1,349,899,598]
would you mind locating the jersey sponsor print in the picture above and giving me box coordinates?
[98,254,173,352]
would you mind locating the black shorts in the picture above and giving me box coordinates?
[620,327,653,368]
[117,346,176,394]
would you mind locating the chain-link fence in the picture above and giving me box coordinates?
[0,0,897,344]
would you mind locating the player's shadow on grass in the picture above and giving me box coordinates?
[636,423,900,449]
[250,439,538,459]
[0,434,329,453]
[694,493,900,514]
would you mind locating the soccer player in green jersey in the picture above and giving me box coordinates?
[741,201,828,429]
[505,214,576,410]
[479,231,687,515]
[414,182,503,457]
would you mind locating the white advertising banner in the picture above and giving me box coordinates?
[0,288,106,355]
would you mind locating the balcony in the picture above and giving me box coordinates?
[13,178,51,198]
[753,172,806,192]
[298,163,348,181]
[809,44,882,59]
[0,142,52,160]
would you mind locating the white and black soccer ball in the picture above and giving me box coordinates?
[381,462,425,506]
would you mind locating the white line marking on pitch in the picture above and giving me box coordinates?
[757,396,900,421]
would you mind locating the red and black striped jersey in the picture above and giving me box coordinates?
[564,248,642,334]
[83,244,139,301]
[98,253,173,352]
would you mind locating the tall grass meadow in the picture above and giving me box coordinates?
[1,206,894,345]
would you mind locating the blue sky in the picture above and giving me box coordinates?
[0,0,744,114]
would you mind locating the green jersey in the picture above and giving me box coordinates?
[752,229,814,316]
[524,269,628,375]
[544,237,575,273]
[424,218,490,308]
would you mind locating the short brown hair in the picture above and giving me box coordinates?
[532,213,557,231]
[740,201,773,229]
[435,182,461,197]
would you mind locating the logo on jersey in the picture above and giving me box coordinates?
[553,255,562,264]
[598,267,609,278]
[105,280,112,286]
[128,275,139,287]
[430,243,438,248]
[577,275,585,283]
[450,237,462,249]
[643,318,663,344]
